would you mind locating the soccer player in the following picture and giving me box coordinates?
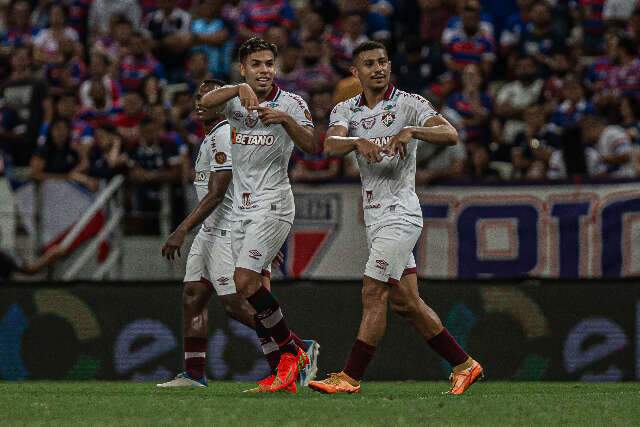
[157,79,319,390]
[200,38,317,393]
[308,41,483,395]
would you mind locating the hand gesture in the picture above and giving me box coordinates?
[249,106,290,125]
[161,228,187,260]
[238,83,259,109]
[356,138,385,163]
[385,128,413,160]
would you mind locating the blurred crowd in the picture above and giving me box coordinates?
[1,0,640,208]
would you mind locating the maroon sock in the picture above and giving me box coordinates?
[247,285,297,354]
[343,339,376,381]
[427,328,469,367]
[254,314,281,373]
[184,337,207,379]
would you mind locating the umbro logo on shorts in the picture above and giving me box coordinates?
[217,277,230,285]
[249,249,262,260]
[375,259,389,270]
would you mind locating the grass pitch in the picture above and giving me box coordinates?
[1,382,639,426]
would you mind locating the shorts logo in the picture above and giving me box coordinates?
[214,152,227,164]
[233,111,244,120]
[244,114,258,128]
[362,117,376,129]
[249,249,262,260]
[375,259,388,270]
[304,109,312,121]
[382,112,395,127]
[217,277,230,285]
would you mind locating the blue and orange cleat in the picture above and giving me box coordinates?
[446,359,484,395]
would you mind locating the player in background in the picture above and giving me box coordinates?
[157,80,319,391]
[308,41,483,395]
[201,37,317,393]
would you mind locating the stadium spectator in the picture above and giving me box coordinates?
[93,14,134,62]
[331,11,369,76]
[444,63,492,147]
[79,52,121,109]
[581,114,636,178]
[67,0,92,43]
[441,0,495,82]
[415,141,466,185]
[184,51,214,94]
[170,90,202,147]
[600,35,640,104]
[0,45,48,165]
[583,29,619,94]
[0,101,23,173]
[140,74,165,107]
[237,0,295,41]
[32,3,80,67]
[512,104,559,179]
[619,94,640,145]
[117,30,165,92]
[494,55,544,146]
[288,37,336,100]
[501,0,535,57]
[516,1,566,76]
[550,75,594,130]
[29,118,82,181]
[113,91,146,144]
[392,36,433,94]
[416,0,456,47]
[290,86,341,182]
[128,117,184,220]
[547,126,606,179]
[89,0,142,37]
[466,144,502,182]
[190,0,234,81]
[43,37,86,96]
[85,124,128,180]
[144,0,192,82]
[38,93,92,147]
[275,41,301,93]
[0,0,38,52]
[573,0,607,55]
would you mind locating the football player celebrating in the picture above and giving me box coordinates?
[157,80,319,391]
[308,41,483,395]
[201,38,317,392]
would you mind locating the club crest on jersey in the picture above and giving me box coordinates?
[242,192,252,207]
[382,112,395,127]
[362,117,376,129]
[214,152,227,164]
[364,189,381,209]
[349,120,359,129]
[244,114,258,128]
[366,190,373,204]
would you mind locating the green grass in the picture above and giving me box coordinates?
[1,382,639,426]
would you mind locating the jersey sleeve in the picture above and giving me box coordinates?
[211,126,232,172]
[405,93,438,126]
[220,85,238,119]
[328,101,350,130]
[286,94,314,128]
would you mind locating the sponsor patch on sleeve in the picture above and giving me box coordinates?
[215,152,228,164]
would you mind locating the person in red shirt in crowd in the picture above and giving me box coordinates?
[237,0,296,41]
[113,91,147,145]
[117,31,166,92]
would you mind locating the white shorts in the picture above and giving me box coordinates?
[232,217,290,275]
[184,228,237,296]
[364,219,421,285]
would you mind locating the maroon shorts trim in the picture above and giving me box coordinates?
[261,269,271,278]
[388,277,399,285]
[402,267,417,277]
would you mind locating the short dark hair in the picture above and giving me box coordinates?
[238,37,278,62]
[352,41,387,62]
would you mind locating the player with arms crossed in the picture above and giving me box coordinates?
[200,38,317,392]
[308,41,483,395]
[157,80,318,391]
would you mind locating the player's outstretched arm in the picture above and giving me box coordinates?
[201,83,258,110]
[161,171,232,260]
[386,115,458,159]
[325,125,384,163]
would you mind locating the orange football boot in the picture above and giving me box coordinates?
[269,347,309,392]
[308,372,361,394]
[446,358,484,395]
[243,374,297,393]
